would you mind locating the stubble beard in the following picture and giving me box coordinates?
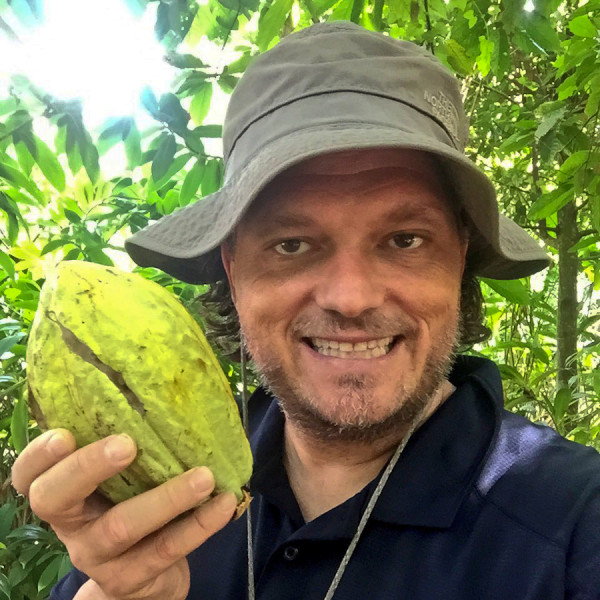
[242,309,462,444]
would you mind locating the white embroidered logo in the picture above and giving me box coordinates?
[423,90,461,148]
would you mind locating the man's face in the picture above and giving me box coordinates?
[222,149,468,442]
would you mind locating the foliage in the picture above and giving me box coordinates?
[0,0,599,595]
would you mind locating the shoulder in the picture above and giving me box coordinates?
[476,409,600,544]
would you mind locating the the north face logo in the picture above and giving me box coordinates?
[423,90,461,149]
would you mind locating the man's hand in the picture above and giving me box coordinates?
[11,429,238,600]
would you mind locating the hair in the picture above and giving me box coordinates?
[193,263,491,363]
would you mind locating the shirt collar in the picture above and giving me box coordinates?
[248,355,503,530]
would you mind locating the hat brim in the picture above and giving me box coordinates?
[125,124,550,284]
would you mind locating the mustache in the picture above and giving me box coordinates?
[290,310,417,338]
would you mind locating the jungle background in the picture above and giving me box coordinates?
[0,0,598,596]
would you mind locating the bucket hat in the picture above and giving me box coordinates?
[124,21,550,283]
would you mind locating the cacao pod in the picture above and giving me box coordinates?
[26,260,252,516]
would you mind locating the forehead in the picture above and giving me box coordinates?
[244,148,456,222]
[284,148,440,176]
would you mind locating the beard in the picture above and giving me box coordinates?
[241,307,462,445]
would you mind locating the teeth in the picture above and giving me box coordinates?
[311,337,395,359]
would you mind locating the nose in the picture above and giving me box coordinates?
[313,250,386,318]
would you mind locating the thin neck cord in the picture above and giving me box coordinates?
[323,414,425,600]
[240,349,255,600]
[242,342,426,600]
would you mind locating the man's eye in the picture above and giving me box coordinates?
[274,239,311,255]
[388,234,423,249]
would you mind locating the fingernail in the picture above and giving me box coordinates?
[190,467,214,493]
[214,492,237,514]
[105,434,135,461]
[46,432,70,458]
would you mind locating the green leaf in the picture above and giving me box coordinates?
[180,161,206,206]
[190,84,213,125]
[482,278,530,305]
[350,0,365,22]
[157,189,180,215]
[201,159,223,196]
[223,52,256,74]
[554,388,572,421]
[158,93,190,131]
[10,396,29,454]
[476,35,494,77]
[528,187,573,221]
[35,137,66,191]
[124,122,143,170]
[0,98,19,117]
[0,161,44,202]
[497,129,533,155]
[445,39,474,76]
[79,136,100,185]
[0,503,17,544]
[13,139,35,176]
[522,11,561,54]
[165,52,208,69]
[256,0,294,51]
[0,250,15,279]
[593,370,600,398]
[141,87,160,118]
[591,196,600,235]
[151,134,177,181]
[85,247,113,266]
[557,74,577,101]
[559,151,592,177]
[97,117,131,155]
[37,555,64,593]
[569,15,597,38]
[0,333,25,356]
[194,124,223,138]
[41,238,71,255]
[152,153,192,191]
[64,208,81,223]
[585,78,600,118]
[535,106,566,140]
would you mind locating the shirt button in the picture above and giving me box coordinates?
[283,546,299,561]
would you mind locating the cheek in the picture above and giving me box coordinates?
[233,276,298,343]
[397,268,462,343]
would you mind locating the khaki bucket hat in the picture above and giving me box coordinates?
[124,21,550,283]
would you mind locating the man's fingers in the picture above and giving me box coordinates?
[86,466,217,560]
[100,492,238,587]
[11,429,77,496]
[27,434,136,524]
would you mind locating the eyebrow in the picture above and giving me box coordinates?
[249,203,454,238]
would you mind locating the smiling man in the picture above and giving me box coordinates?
[13,20,600,600]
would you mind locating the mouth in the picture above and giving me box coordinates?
[303,336,401,359]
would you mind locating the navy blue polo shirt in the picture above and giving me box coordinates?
[51,356,600,600]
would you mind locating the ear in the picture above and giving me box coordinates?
[220,243,237,304]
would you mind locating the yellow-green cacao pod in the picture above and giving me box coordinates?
[26,260,252,516]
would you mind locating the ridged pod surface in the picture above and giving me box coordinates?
[26,261,252,516]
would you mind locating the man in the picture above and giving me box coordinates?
[12,21,600,600]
